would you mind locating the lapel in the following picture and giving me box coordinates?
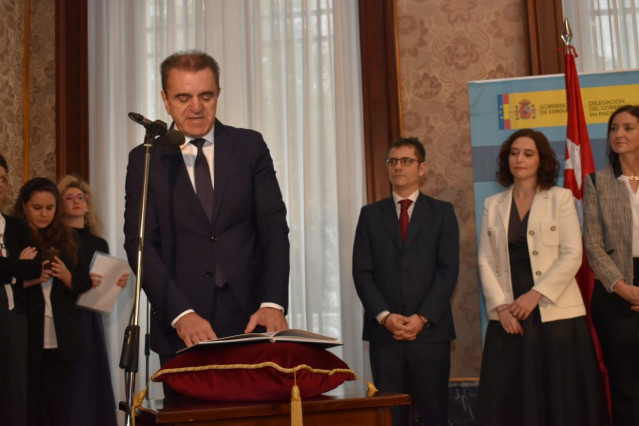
[156,138,210,224]
[0,213,11,256]
[211,120,234,227]
[527,188,550,226]
[381,193,432,250]
[404,193,431,249]
[495,188,513,233]
[380,197,403,249]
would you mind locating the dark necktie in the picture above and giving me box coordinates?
[399,199,412,243]
[192,139,226,287]
[192,138,214,220]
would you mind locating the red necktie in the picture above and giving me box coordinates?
[399,199,412,243]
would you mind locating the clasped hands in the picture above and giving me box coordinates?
[383,313,426,341]
[612,280,639,312]
[176,307,288,348]
[497,289,542,336]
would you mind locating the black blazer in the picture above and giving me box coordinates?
[0,213,42,312]
[124,119,290,355]
[352,193,459,343]
[25,233,92,364]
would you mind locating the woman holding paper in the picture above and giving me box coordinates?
[58,175,128,426]
[14,177,92,426]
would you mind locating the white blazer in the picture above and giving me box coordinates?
[478,186,586,322]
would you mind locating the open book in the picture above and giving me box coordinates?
[178,329,342,353]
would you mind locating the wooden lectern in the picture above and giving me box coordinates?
[134,382,410,425]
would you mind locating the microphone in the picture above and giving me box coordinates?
[128,112,169,136]
[128,112,185,148]
[162,129,186,148]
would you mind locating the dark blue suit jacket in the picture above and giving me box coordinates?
[352,192,459,343]
[124,119,290,356]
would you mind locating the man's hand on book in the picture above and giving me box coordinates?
[245,307,288,334]
[176,312,218,347]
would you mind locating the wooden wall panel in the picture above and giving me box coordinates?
[56,0,89,181]
[523,0,565,75]
[358,0,401,203]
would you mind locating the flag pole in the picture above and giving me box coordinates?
[561,17,572,53]
[560,17,612,420]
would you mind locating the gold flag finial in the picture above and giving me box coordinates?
[561,18,572,53]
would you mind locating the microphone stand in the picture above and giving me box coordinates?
[119,129,155,426]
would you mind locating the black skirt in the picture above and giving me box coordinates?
[478,203,609,426]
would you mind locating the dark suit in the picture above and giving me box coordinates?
[0,214,41,426]
[353,193,459,426]
[124,119,289,356]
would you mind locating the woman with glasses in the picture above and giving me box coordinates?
[58,175,128,426]
[0,155,41,426]
[477,129,608,426]
[14,177,92,426]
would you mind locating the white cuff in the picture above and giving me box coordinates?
[171,309,195,328]
[376,310,390,324]
[260,302,284,312]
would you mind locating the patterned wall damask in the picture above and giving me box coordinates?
[396,0,529,377]
[0,0,55,212]
[0,1,26,212]
[28,0,56,183]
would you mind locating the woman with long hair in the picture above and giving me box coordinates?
[584,104,639,425]
[58,174,127,426]
[477,128,609,425]
[14,177,92,426]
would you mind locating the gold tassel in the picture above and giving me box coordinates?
[290,372,303,426]
[129,384,149,426]
[365,380,379,396]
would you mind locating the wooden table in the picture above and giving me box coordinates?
[134,382,410,425]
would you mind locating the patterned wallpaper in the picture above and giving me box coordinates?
[0,0,55,212]
[28,0,56,182]
[396,0,529,377]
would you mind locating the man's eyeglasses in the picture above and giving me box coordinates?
[63,193,89,202]
[385,157,420,166]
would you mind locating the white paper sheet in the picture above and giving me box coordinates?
[77,251,131,313]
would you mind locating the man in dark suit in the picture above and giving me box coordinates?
[352,137,459,426]
[124,51,290,363]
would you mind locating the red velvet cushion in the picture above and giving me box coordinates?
[154,342,356,401]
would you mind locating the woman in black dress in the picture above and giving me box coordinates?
[14,177,92,426]
[477,129,609,426]
[58,174,128,426]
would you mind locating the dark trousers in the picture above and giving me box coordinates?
[27,349,72,426]
[370,340,450,426]
[0,298,28,426]
[591,259,639,426]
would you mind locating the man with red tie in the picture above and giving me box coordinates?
[352,137,459,426]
